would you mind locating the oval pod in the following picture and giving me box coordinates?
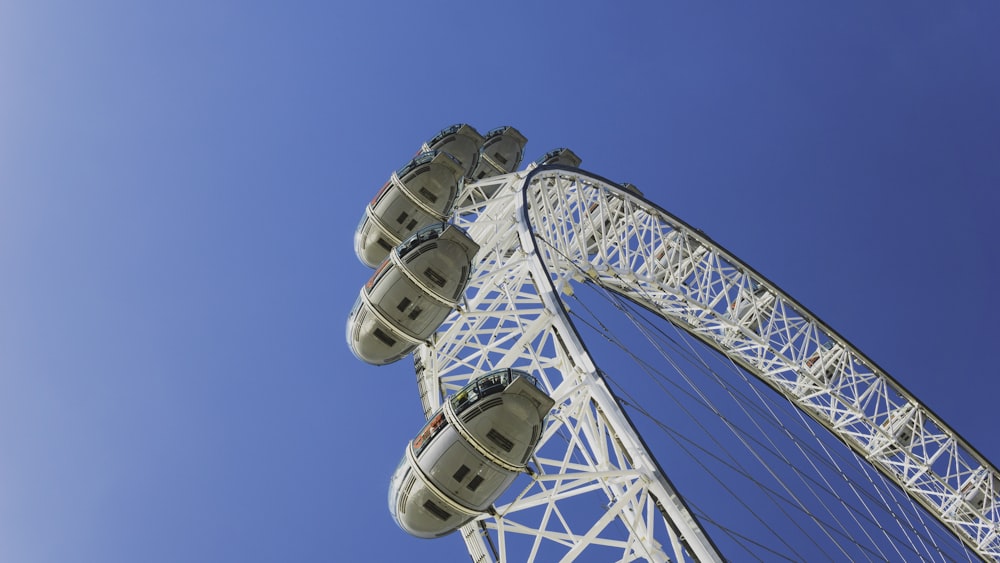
[347,223,479,365]
[389,369,555,538]
[469,126,527,181]
[355,151,465,268]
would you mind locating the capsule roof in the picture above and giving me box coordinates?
[388,368,554,538]
[533,147,582,168]
[420,123,485,179]
[397,149,463,177]
[469,126,527,181]
[618,182,643,196]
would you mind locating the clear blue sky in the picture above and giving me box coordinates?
[2,2,998,561]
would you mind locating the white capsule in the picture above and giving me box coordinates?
[389,369,554,538]
[355,151,465,268]
[469,126,527,181]
[347,223,479,366]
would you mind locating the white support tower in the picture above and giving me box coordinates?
[412,165,1000,561]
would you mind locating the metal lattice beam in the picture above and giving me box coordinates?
[416,165,999,561]
[416,168,722,562]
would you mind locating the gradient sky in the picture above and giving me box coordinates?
[2,2,998,561]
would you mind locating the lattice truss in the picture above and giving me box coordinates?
[414,166,1000,561]
[527,167,1000,559]
[414,172,718,562]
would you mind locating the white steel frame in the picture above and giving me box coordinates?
[413,165,999,561]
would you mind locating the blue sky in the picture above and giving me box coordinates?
[2,1,998,561]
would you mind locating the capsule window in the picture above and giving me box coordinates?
[413,412,447,455]
[408,307,422,320]
[423,268,446,288]
[373,328,397,347]
[422,500,451,521]
[452,465,470,482]
[418,186,438,203]
[376,238,393,251]
[493,152,507,165]
[487,428,514,452]
[396,211,409,224]
[467,476,484,492]
[397,297,412,312]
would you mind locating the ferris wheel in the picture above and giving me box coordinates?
[348,124,1000,561]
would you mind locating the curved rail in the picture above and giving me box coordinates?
[521,166,1000,560]
[414,165,998,561]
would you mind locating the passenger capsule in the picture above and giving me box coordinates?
[347,223,480,365]
[469,126,527,181]
[355,151,465,268]
[419,123,485,179]
[945,467,1000,522]
[619,182,643,196]
[532,147,582,168]
[388,368,555,538]
[802,341,845,386]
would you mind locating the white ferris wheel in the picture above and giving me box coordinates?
[348,124,1000,562]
